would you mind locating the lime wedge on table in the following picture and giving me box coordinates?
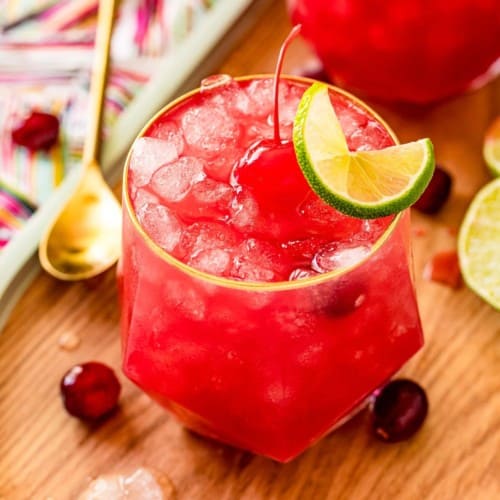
[458,178,500,310]
[293,82,435,218]
[483,116,500,177]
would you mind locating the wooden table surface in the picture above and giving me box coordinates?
[1,2,499,499]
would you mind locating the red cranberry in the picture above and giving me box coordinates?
[413,165,452,214]
[60,362,121,421]
[371,379,428,442]
[11,111,60,151]
[324,278,366,316]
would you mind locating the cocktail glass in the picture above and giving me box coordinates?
[119,75,424,462]
[287,0,500,104]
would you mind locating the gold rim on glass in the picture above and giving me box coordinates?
[122,74,403,292]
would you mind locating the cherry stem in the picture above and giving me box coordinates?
[273,24,301,144]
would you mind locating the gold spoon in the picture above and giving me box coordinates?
[39,0,121,281]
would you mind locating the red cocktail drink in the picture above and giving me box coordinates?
[120,75,424,461]
[288,0,500,104]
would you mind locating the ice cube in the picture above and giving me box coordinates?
[77,467,175,500]
[231,261,275,282]
[188,247,232,275]
[206,302,251,334]
[136,203,184,252]
[229,190,260,233]
[132,187,159,209]
[245,79,291,118]
[230,238,289,282]
[298,192,364,239]
[174,179,233,222]
[129,137,179,188]
[200,74,233,91]
[181,103,240,156]
[201,75,252,116]
[312,242,371,272]
[246,291,274,311]
[244,121,274,144]
[349,120,393,152]
[163,281,207,321]
[176,221,240,261]
[354,217,393,244]
[191,178,233,206]
[270,89,301,127]
[282,237,328,263]
[298,193,344,227]
[335,100,369,141]
[204,147,244,182]
[289,268,319,281]
[298,193,336,226]
[150,156,206,202]
[147,120,185,156]
[271,309,317,338]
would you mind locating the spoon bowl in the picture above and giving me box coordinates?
[38,0,120,281]
[40,161,121,280]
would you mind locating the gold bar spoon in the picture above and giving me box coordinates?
[38,0,121,281]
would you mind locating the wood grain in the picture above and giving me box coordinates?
[1,2,499,499]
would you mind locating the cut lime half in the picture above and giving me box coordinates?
[483,116,500,177]
[293,82,435,218]
[458,177,500,310]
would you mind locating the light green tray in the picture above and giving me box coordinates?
[0,0,255,331]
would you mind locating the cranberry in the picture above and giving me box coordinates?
[11,111,60,151]
[413,165,452,214]
[323,278,366,316]
[60,362,121,421]
[371,379,428,442]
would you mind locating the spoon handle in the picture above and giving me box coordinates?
[82,0,117,167]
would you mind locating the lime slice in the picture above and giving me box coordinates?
[458,177,500,310]
[483,116,500,177]
[293,82,435,218]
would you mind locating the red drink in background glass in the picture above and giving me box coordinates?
[119,75,424,461]
[288,0,500,104]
